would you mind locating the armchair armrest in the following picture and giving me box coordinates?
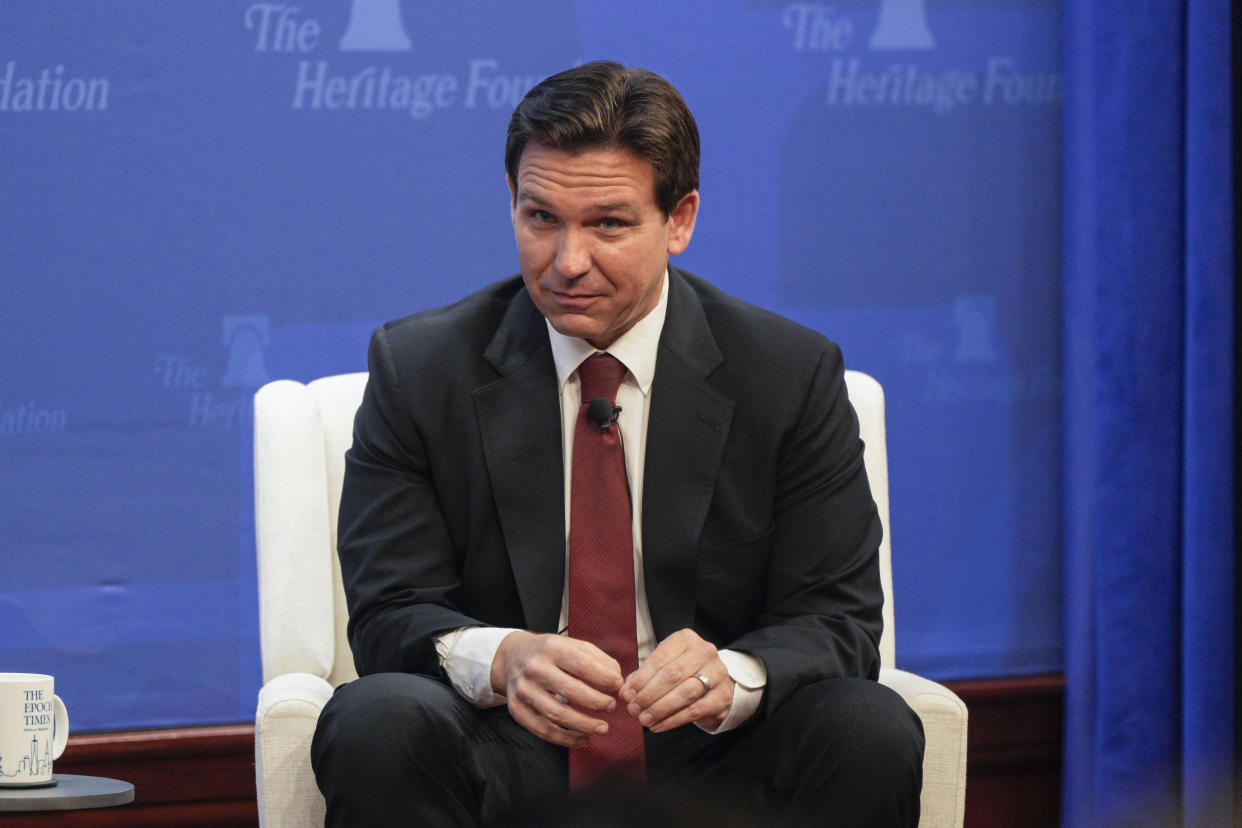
[255,672,334,828]
[880,667,968,828]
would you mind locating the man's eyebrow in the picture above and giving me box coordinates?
[514,191,641,216]
[515,189,549,205]
[593,201,640,215]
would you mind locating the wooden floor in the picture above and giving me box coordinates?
[4,674,1063,827]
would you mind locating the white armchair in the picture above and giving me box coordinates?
[848,371,969,827]
[252,370,967,827]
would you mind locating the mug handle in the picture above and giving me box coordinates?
[51,695,69,760]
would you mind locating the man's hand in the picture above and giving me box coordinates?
[490,630,624,748]
[620,629,735,732]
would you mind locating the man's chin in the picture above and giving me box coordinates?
[545,313,608,345]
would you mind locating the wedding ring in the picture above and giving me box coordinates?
[693,673,711,693]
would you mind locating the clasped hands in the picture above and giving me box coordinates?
[490,628,735,748]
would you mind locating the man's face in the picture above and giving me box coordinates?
[509,143,698,349]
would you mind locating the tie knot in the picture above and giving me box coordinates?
[578,353,626,401]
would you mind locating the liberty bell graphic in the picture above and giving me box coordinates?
[221,315,271,388]
[870,0,935,50]
[953,296,1000,364]
[340,0,412,51]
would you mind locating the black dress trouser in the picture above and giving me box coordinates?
[311,672,925,827]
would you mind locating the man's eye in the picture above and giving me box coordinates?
[600,217,625,230]
[531,210,553,223]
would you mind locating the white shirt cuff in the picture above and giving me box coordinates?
[698,649,767,734]
[433,626,519,708]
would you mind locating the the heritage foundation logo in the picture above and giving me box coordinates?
[782,1,1061,115]
[244,1,541,119]
[155,315,271,429]
[896,294,1057,404]
[0,62,109,113]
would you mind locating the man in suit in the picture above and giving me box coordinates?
[311,61,924,826]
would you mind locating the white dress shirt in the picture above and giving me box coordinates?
[434,272,766,733]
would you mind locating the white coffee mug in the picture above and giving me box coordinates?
[0,673,70,787]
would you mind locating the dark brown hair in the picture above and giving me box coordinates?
[505,61,700,217]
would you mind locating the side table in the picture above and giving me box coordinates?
[0,774,134,812]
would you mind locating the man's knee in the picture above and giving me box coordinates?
[312,672,469,775]
[754,678,923,826]
[787,677,925,774]
[312,674,492,826]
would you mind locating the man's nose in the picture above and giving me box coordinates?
[555,230,590,279]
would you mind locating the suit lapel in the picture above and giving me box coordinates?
[471,272,736,640]
[473,291,565,634]
[642,270,735,639]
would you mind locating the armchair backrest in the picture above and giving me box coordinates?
[843,370,896,668]
[255,373,366,688]
[253,369,895,688]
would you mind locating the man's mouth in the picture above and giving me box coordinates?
[550,291,600,309]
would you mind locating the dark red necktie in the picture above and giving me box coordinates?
[567,353,645,787]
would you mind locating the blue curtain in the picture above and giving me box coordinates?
[1062,0,1234,825]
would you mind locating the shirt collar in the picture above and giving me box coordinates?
[546,270,668,395]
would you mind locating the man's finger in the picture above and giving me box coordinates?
[495,631,622,704]
[549,638,625,699]
[640,674,733,733]
[507,693,592,748]
[530,667,619,718]
[518,679,611,736]
[619,628,692,702]
[494,631,628,746]
[623,629,715,709]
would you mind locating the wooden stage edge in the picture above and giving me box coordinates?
[11,674,1064,827]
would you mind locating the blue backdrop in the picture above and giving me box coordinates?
[1,0,1064,731]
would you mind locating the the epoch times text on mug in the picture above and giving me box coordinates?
[0,673,70,787]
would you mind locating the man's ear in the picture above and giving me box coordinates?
[666,190,700,256]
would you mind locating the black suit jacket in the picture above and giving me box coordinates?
[338,266,883,719]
